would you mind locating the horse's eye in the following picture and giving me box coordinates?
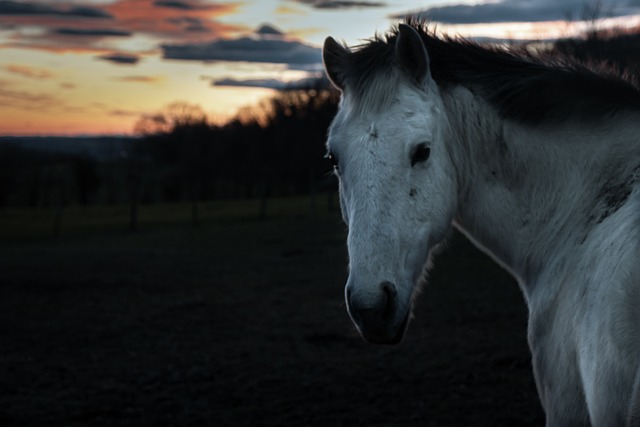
[326,151,339,171]
[410,143,431,167]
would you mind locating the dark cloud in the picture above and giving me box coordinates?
[212,77,321,89]
[153,0,205,10]
[0,0,239,54]
[396,0,640,24]
[168,16,202,25]
[167,16,210,32]
[213,78,294,89]
[256,24,284,36]
[153,0,222,11]
[161,36,321,65]
[53,28,132,37]
[0,0,112,18]
[97,53,140,65]
[409,3,560,24]
[183,23,209,32]
[294,0,385,9]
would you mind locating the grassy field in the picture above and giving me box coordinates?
[0,196,326,240]
[0,197,544,426]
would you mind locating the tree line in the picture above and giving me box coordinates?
[0,80,340,224]
[2,27,640,220]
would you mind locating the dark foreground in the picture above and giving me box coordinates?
[0,209,544,426]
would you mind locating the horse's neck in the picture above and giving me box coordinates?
[442,86,640,294]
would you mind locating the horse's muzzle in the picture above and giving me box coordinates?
[346,280,409,345]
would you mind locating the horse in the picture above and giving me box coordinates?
[322,21,640,426]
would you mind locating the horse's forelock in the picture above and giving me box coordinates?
[341,70,403,117]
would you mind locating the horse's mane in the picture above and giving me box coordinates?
[341,20,640,126]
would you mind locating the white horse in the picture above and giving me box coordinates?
[323,22,640,426]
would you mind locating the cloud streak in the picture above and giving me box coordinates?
[0,80,60,111]
[153,0,216,10]
[113,75,163,83]
[103,0,241,39]
[294,0,386,9]
[97,53,141,64]
[166,16,211,33]
[53,28,132,37]
[0,0,242,53]
[0,0,113,18]
[212,76,322,90]
[396,0,640,24]
[5,64,54,79]
[161,35,321,65]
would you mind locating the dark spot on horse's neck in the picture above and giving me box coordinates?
[369,125,378,139]
[409,188,417,197]
[593,165,640,224]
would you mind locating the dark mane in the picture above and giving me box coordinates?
[341,21,640,126]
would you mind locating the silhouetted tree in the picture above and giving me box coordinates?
[73,156,100,205]
[0,144,26,207]
[135,102,211,225]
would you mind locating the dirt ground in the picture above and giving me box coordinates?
[0,213,545,426]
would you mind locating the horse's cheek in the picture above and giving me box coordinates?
[338,182,349,224]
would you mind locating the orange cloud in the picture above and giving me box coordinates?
[0,81,60,112]
[0,0,245,54]
[103,0,243,41]
[275,5,307,15]
[112,75,164,83]
[5,64,54,79]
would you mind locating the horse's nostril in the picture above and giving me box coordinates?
[346,280,398,327]
[345,280,404,344]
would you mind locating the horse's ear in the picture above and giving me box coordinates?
[395,24,430,85]
[323,36,348,91]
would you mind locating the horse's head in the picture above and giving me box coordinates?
[323,24,457,344]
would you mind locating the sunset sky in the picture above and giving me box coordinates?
[2,0,640,136]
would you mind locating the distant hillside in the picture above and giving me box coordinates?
[0,136,136,162]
